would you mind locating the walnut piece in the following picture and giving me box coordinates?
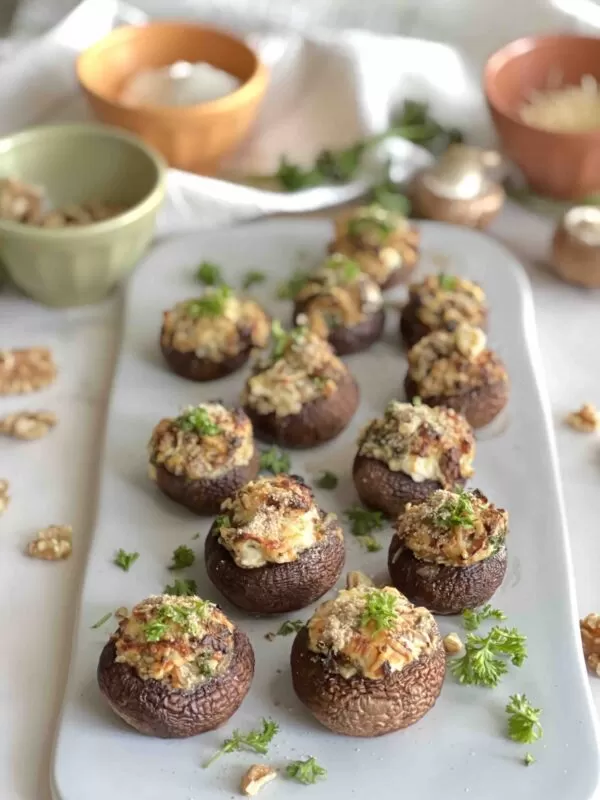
[0,348,57,395]
[443,632,463,655]
[581,613,600,677]
[26,524,72,561]
[345,570,374,589]
[0,410,57,440]
[0,479,10,516]
[240,765,277,797]
[566,403,600,432]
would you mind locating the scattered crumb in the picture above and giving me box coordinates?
[443,632,463,655]
[240,765,277,796]
[0,479,9,515]
[0,410,57,440]
[580,613,600,676]
[565,403,600,432]
[0,347,57,395]
[26,524,72,561]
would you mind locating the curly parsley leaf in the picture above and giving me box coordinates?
[433,488,476,529]
[286,757,327,784]
[360,589,398,632]
[196,260,223,286]
[186,285,232,318]
[265,619,304,640]
[450,626,527,688]
[164,577,198,596]
[260,446,291,475]
[176,406,221,436]
[203,718,279,768]
[462,604,507,631]
[315,470,338,490]
[276,269,311,300]
[506,694,543,744]
[345,505,385,537]
[242,269,266,290]
[168,545,195,571]
[438,272,458,291]
[524,752,535,767]
[114,549,139,572]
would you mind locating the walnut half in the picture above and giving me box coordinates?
[581,613,600,677]
[240,765,277,796]
[0,479,10,516]
[0,410,57,440]
[0,348,57,395]
[566,403,600,433]
[443,632,464,655]
[26,524,72,561]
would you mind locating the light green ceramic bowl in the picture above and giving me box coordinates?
[0,123,166,306]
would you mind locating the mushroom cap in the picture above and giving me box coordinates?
[97,627,254,738]
[244,371,359,448]
[154,447,260,514]
[205,511,345,614]
[160,339,253,381]
[404,373,509,429]
[290,626,445,737]
[293,302,385,356]
[388,537,507,615]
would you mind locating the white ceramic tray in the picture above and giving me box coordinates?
[52,219,600,800]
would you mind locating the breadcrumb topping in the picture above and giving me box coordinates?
[407,323,508,397]
[161,290,270,362]
[219,475,327,568]
[242,328,349,417]
[357,401,475,486]
[113,595,234,689]
[408,273,486,330]
[393,489,508,567]
[148,403,254,480]
[308,586,439,680]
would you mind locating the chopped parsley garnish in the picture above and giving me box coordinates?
[198,654,215,677]
[186,285,232,318]
[196,260,223,286]
[269,319,298,359]
[276,269,311,300]
[315,470,338,490]
[242,269,266,290]
[214,514,231,530]
[143,599,210,642]
[506,694,543,744]
[433,489,476,529]
[325,255,361,283]
[412,395,423,407]
[450,626,527,688]
[371,180,411,215]
[347,213,395,241]
[438,272,458,291]
[358,535,382,552]
[176,406,221,436]
[168,545,195,571]
[360,589,398,632]
[143,620,168,642]
[114,549,139,572]
[164,577,198,596]
[265,619,304,640]
[203,718,279,768]
[462,604,507,631]
[524,752,535,767]
[286,757,327,784]
[344,505,385,549]
[259,446,291,475]
[90,612,112,629]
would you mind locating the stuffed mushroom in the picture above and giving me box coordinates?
[148,403,260,514]
[353,400,475,516]
[160,285,270,381]
[292,253,385,355]
[388,488,508,615]
[404,322,509,429]
[241,324,359,448]
[97,594,254,738]
[205,474,345,614]
[328,204,420,289]
[291,585,445,737]
[400,273,488,349]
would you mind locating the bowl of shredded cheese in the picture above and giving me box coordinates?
[484,35,600,200]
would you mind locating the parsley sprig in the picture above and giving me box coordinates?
[242,269,266,290]
[462,604,507,631]
[360,589,398,632]
[196,261,223,286]
[114,549,139,572]
[315,470,338,490]
[168,545,195,571]
[450,626,527,688]
[259,446,291,475]
[164,577,198,596]
[506,694,543,744]
[276,269,311,300]
[203,718,279,768]
[286,757,327,784]
[176,406,221,436]
[434,489,476,529]
[265,619,304,640]
[186,285,232,318]
[344,505,385,551]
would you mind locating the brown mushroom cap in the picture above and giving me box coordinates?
[400,294,489,350]
[404,373,509,430]
[293,302,385,356]
[205,512,345,614]
[160,339,253,382]
[97,627,254,738]
[290,626,445,737]
[388,537,507,615]
[154,448,260,515]
[244,371,360,448]
[353,453,463,516]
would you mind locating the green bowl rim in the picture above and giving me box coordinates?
[0,122,167,239]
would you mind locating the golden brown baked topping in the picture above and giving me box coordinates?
[0,410,57,440]
[148,403,254,481]
[218,474,326,568]
[0,347,57,395]
[242,325,349,417]
[407,323,508,397]
[580,613,600,677]
[393,489,508,567]
[295,253,383,338]
[0,479,10,516]
[357,400,475,486]
[331,205,420,284]
[409,273,487,330]
[114,595,235,689]
[26,524,72,561]
[307,586,439,680]
[160,287,270,363]
[566,403,600,432]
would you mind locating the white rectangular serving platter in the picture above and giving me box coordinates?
[52,219,599,800]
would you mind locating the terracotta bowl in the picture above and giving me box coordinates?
[77,22,268,174]
[484,35,600,200]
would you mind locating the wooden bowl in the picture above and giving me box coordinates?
[484,35,600,200]
[77,23,268,174]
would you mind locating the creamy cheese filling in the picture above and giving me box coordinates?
[161,291,270,362]
[148,403,254,480]
[308,586,439,680]
[218,474,324,568]
[394,489,508,567]
[113,595,235,690]
[357,400,475,486]
[411,274,487,330]
[242,328,347,417]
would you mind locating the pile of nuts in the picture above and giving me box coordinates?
[26,524,73,561]
[0,410,57,440]
[0,347,57,395]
